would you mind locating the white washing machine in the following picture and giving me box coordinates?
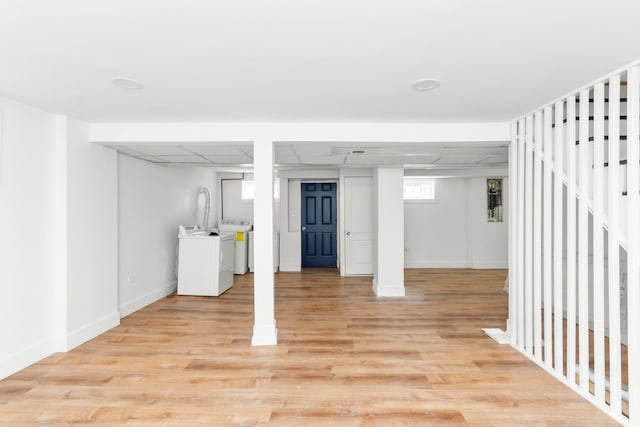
[218,222,252,275]
[177,228,234,296]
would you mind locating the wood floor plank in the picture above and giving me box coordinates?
[0,268,620,425]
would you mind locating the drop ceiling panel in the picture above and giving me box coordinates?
[182,145,251,156]
[154,155,210,163]
[435,154,493,164]
[127,145,193,156]
[108,141,507,169]
[275,145,300,163]
[290,144,333,157]
[477,154,508,164]
[345,155,438,165]
[162,162,214,167]
[203,155,253,164]
[299,155,345,165]
[117,145,146,155]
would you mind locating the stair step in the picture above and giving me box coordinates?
[575,135,628,145]
[586,98,628,103]
[603,159,628,167]
[552,115,628,128]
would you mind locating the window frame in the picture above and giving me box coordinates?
[403,177,437,203]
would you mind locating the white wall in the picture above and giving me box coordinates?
[0,97,58,379]
[469,177,509,268]
[404,177,508,268]
[276,170,507,274]
[219,173,253,223]
[404,178,470,267]
[64,116,119,348]
[0,99,120,380]
[118,155,216,317]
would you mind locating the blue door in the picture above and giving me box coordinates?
[301,183,337,267]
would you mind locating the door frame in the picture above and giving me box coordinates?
[299,179,340,269]
[338,169,374,276]
[300,181,339,268]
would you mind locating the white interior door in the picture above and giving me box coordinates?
[344,176,373,275]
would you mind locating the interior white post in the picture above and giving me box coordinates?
[507,122,518,343]
[533,111,544,362]
[516,119,526,348]
[542,106,554,368]
[606,73,622,415]
[626,65,640,425]
[524,115,534,354]
[553,101,564,375]
[592,82,606,401]
[578,88,590,393]
[565,95,577,385]
[372,167,405,297]
[251,138,278,346]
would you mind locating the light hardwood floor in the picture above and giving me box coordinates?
[0,269,620,426]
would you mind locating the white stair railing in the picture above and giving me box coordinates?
[509,62,639,426]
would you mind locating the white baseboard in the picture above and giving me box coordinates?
[471,261,508,269]
[252,321,278,346]
[67,311,120,350]
[404,260,507,269]
[119,281,176,318]
[278,265,301,272]
[372,278,406,297]
[0,338,57,381]
[483,328,511,344]
[404,260,469,268]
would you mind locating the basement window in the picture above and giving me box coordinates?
[403,178,436,201]
[241,180,255,200]
[241,180,280,200]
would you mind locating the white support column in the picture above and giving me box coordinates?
[372,167,405,297]
[524,115,534,354]
[627,65,640,425]
[593,82,606,401]
[543,106,554,367]
[566,95,578,385]
[533,111,544,362]
[578,89,590,393]
[553,101,564,375]
[252,138,278,346]
[607,74,622,415]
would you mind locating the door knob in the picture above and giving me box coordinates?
[346,231,351,236]
[302,226,306,231]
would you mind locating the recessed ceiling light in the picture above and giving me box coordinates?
[112,77,144,90]
[412,78,440,92]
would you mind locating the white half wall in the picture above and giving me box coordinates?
[118,155,216,317]
[0,96,58,379]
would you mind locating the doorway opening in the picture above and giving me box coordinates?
[301,182,337,267]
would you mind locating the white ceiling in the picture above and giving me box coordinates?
[1,0,640,123]
[119,142,507,170]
